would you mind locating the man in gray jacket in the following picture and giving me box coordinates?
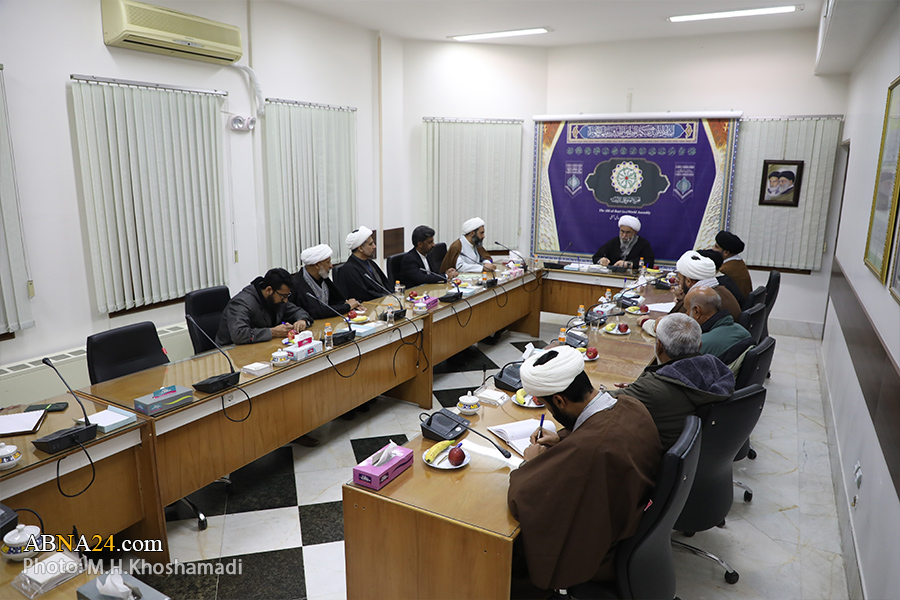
[612,313,735,449]
[216,268,313,346]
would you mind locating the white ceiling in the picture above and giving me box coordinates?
[282,0,826,46]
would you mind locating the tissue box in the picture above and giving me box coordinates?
[422,295,439,310]
[77,573,170,600]
[285,340,323,361]
[134,385,194,416]
[352,445,414,491]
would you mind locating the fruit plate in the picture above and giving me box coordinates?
[625,306,648,315]
[603,326,630,335]
[350,316,369,324]
[422,448,470,469]
[514,389,544,408]
[584,354,599,362]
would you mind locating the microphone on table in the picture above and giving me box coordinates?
[614,271,668,309]
[543,240,573,270]
[305,293,357,346]
[423,269,463,302]
[32,358,98,453]
[461,422,512,459]
[185,314,241,394]
[363,273,408,320]
[494,241,528,272]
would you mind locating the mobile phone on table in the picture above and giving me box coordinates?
[24,402,69,413]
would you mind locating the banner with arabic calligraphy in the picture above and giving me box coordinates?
[531,118,739,265]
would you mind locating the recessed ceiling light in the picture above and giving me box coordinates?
[668,5,801,23]
[450,27,550,42]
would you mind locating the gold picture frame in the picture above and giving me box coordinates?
[864,75,900,283]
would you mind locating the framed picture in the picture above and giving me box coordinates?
[890,214,900,304]
[758,160,804,207]
[864,75,900,283]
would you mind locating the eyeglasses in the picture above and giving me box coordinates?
[273,289,290,301]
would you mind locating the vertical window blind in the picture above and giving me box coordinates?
[730,116,842,271]
[264,99,357,268]
[0,65,34,333]
[71,76,227,314]
[424,118,523,251]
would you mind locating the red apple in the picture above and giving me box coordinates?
[639,304,649,313]
[532,397,544,406]
[586,347,598,360]
[448,446,465,466]
[453,278,462,285]
[408,290,418,299]
[618,322,629,333]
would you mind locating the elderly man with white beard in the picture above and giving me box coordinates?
[591,214,655,268]
[290,243,360,320]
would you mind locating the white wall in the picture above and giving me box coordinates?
[546,28,850,333]
[821,6,900,599]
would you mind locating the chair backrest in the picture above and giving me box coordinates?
[332,262,347,297]
[674,384,766,534]
[617,416,702,600]
[184,285,231,354]
[743,285,767,310]
[739,303,767,345]
[734,336,777,390]
[429,242,447,273]
[86,322,170,385]
[762,270,780,338]
[386,252,405,285]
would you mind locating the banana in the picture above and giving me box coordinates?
[425,439,455,463]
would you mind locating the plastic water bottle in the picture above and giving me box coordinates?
[323,323,333,350]
[395,280,402,294]
[386,303,395,326]
[639,257,646,278]
[604,288,612,303]
[577,304,586,320]
[558,327,566,344]
[481,271,488,286]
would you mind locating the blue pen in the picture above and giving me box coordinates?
[538,413,545,439]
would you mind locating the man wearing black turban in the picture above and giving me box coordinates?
[713,231,752,297]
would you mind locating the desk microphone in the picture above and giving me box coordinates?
[462,422,512,459]
[363,273,408,320]
[423,269,463,302]
[305,293,356,346]
[544,240,573,270]
[32,358,98,454]
[494,241,528,272]
[615,271,667,309]
[185,314,241,394]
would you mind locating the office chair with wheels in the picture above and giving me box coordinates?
[386,252,405,286]
[184,285,231,354]
[567,416,702,600]
[732,336,777,496]
[672,384,767,585]
[761,270,780,340]
[742,286,766,311]
[738,303,767,345]
[429,242,447,273]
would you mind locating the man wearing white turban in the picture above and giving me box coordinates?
[507,346,661,591]
[439,217,498,274]
[335,226,391,302]
[670,250,742,321]
[290,244,361,320]
[591,214,655,269]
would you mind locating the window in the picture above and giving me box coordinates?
[265,99,357,268]
[424,118,523,249]
[0,65,34,334]
[71,76,227,314]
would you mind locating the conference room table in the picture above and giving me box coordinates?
[343,277,674,600]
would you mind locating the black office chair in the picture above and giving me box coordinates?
[429,242,447,273]
[184,286,231,354]
[761,270,780,340]
[386,252,405,286]
[86,322,169,385]
[738,303,767,345]
[731,337,777,492]
[567,416,702,600]
[742,286,766,310]
[672,384,767,585]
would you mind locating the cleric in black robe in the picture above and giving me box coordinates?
[591,215,655,268]
[335,226,390,302]
[398,225,459,289]
[290,243,360,320]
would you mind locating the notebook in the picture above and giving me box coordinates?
[0,410,46,436]
[487,418,557,457]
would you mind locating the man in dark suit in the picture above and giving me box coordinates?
[398,225,458,289]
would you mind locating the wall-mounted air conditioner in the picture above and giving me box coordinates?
[101,0,243,65]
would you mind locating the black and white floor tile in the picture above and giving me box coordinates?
[131,320,846,599]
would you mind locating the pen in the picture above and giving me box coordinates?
[538,413,545,439]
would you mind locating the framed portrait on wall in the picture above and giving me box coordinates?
[758,160,804,207]
[890,215,900,304]
[864,75,900,283]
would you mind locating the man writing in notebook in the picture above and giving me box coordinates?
[507,346,661,591]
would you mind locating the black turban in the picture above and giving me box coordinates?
[716,231,745,254]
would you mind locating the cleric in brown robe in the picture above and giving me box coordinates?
[439,217,497,274]
[508,346,661,591]
[714,230,752,298]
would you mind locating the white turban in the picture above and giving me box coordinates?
[345,226,373,251]
[462,217,485,235]
[301,244,333,266]
[676,250,716,281]
[520,346,585,398]
[618,215,641,232]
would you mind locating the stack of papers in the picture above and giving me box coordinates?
[76,406,136,433]
[0,410,46,436]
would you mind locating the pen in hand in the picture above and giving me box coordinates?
[538,413,545,442]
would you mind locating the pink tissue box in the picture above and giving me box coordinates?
[352,445,414,491]
[422,296,439,310]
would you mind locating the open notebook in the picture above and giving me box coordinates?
[487,418,557,457]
